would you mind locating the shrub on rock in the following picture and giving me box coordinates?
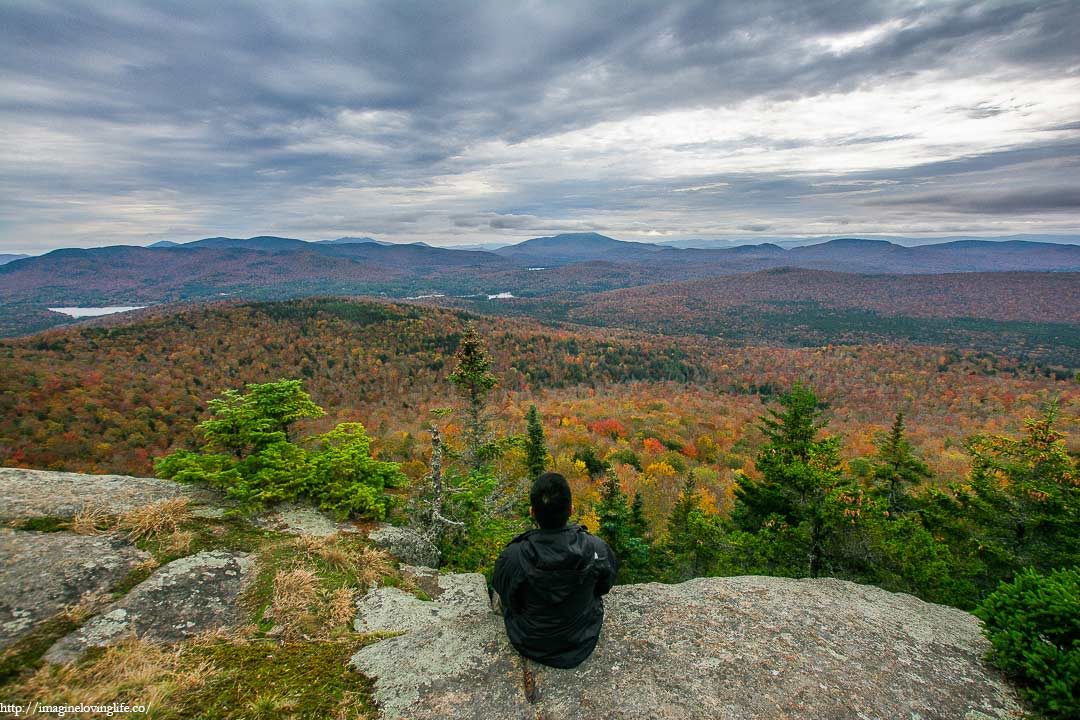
[976,566,1080,720]
[155,379,406,519]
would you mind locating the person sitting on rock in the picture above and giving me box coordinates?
[493,472,619,669]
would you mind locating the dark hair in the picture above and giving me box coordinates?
[530,472,572,529]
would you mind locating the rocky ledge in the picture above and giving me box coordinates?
[0,467,216,520]
[44,550,254,665]
[0,469,1022,719]
[0,529,149,649]
[351,573,1020,720]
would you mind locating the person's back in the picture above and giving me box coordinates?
[493,472,618,669]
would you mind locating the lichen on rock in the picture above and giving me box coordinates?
[351,574,1022,720]
[351,572,533,720]
[43,550,254,664]
[354,572,489,634]
[367,524,439,567]
[0,528,149,650]
[252,502,358,537]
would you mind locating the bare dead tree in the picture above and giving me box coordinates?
[423,423,464,542]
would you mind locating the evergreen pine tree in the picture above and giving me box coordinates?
[596,472,629,543]
[759,382,823,461]
[630,491,648,539]
[870,412,931,514]
[731,382,847,578]
[964,402,1079,583]
[596,473,651,582]
[448,323,498,470]
[199,378,324,457]
[666,474,698,558]
[661,472,726,582]
[524,404,547,479]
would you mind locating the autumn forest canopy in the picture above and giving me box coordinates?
[0,294,1074,562]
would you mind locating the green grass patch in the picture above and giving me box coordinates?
[167,639,379,720]
[134,516,288,566]
[7,516,70,532]
[109,563,157,599]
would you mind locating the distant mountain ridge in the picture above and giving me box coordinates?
[184,235,310,252]
[494,234,1080,270]
[123,232,1080,266]
[315,236,383,245]
[2,232,1078,337]
[658,234,1080,249]
[494,232,661,262]
[151,235,427,250]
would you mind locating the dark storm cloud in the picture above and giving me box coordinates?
[488,215,536,230]
[873,188,1080,215]
[2,0,1080,251]
[452,215,485,228]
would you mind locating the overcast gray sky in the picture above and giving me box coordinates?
[1,0,1079,253]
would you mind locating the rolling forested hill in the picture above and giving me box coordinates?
[2,297,1075,529]
[566,268,1080,325]
[434,268,1080,370]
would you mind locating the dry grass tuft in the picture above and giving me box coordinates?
[135,556,161,574]
[291,535,336,561]
[119,498,192,541]
[272,568,320,615]
[291,535,324,553]
[288,535,394,587]
[248,535,396,643]
[165,529,195,556]
[329,588,356,627]
[134,557,161,574]
[352,544,395,589]
[316,542,353,572]
[11,634,211,709]
[70,504,114,535]
[269,568,320,641]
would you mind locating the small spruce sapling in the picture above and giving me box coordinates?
[596,472,651,583]
[448,323,498,471]
[524,404,548,480]
[870,412,931,515]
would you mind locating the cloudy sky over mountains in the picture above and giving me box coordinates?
[2,0,1079,252]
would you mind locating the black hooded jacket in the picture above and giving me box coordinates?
[493,524,618,669]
